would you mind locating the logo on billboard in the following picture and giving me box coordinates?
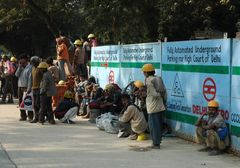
[171,73,184,97]
[100,58,109,68]
[109,70,115,83]
[203,77,216,101]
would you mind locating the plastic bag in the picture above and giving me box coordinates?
[102,117,119,134]
[96,112,119,134]
[20,92,34,111]
[96,113,109,130]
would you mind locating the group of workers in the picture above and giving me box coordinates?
[0,32,230,155]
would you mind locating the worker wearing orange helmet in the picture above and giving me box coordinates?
[195,100,229,156]
[142,63,167,149]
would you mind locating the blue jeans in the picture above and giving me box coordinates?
[148,111,164,146]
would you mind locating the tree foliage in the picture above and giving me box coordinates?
[0,0,240,55]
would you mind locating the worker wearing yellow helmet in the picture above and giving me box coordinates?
[10,56,17,62]
[141,63,167,149]
[54,90,79,124]
[38,62,57,125]
[88,33,98,47]
[195,100,229,156]
[74,39,88,78]
[134,80,144,89]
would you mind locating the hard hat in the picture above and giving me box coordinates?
[2,54,7,59]
[88,34,95,39]
[208,100,219,108]
[58,80,65,85]
[64,90,73,99]
[10,57,17,62]
[74,39,82,46]
[37,62,49,69]
[137,133,146,141]
[104,83,115,91]
[142,64,155,72]
[134,80,144,88]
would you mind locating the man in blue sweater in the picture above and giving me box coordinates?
[54,90,79,124]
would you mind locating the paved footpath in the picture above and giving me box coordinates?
[0,103,240,168]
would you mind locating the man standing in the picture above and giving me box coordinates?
[15,54,33,121]
[56,38,69,81]
[74,39,88,78]
[1,55,15,104]
[195,100,229,156]
[27,56,41,123]
[142,64,167,149]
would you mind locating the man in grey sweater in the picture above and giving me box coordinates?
[142,64,167,149]
[15,54,33,121]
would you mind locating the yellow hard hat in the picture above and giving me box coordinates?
[2,54,7,59]
[134,80,144,88]
[104,83,115,91]
[74,39,82,46]
[64,90,73,99]
[58,80,65,85]
[137,133,146,141]
[10,57,17,62]
[88,34,95,39]
[208,100,219,108]
[37,62,49,69]
[142,64,155,72]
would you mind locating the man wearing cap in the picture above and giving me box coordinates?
[142,63,167,149]
[54,90,79,124]
[27,56,41,123]
[118,93,147,140]
[88,34,98,47]
[74,39,88,78]
[100,83,123,115]
[38,62,56,124]
[56,38,69,81]
[195,100,229,156]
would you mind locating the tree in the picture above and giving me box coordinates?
[158,0,240,40]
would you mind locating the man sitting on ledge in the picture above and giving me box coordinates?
[195,100,229,156]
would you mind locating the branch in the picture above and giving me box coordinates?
[25,0,59,37]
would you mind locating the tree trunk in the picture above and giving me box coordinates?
[25,0,59,37]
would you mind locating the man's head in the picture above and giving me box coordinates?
[18,53,28,67]
[74,39,82,47]
[46,57,54,66]
[56,37,64,45]
[37,62,49,72]
[64,90,74,100]
[134,80,144,90]
[88,34,95,40]
[207,100,219,117]
[142,64,155,77]
[104,84,115,95]
[121,93,131,106]
[2,54,8,61]
[30,56,41,67]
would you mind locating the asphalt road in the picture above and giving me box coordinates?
[0,103,240,168]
